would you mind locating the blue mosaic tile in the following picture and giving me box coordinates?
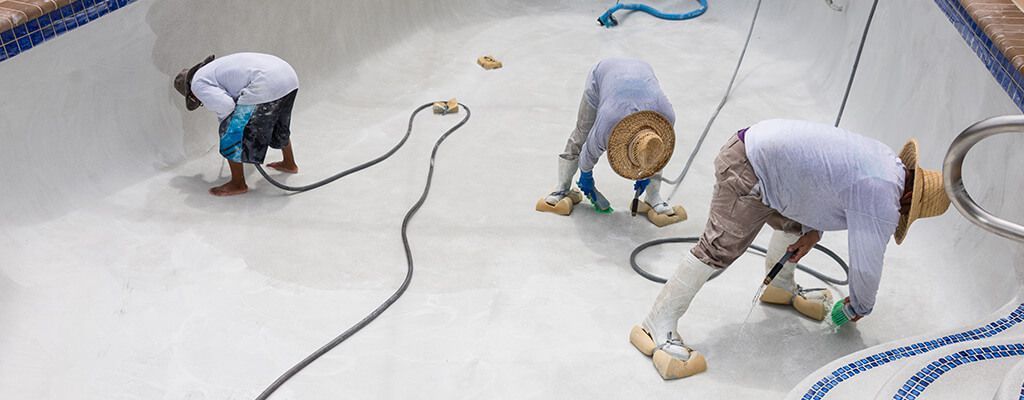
[41,26,56,41]
[898,343,1024,399]
[38,14,51,29]
[75,11,90,27]
[28,30,44,46]
[17,36,32,52]
[0,0,138,63]
[13,23,28,38]
[933,0,1024,113]
[5,41,20,57]
[802,304,1024,399]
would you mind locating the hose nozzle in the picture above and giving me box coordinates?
[762,250,796,286]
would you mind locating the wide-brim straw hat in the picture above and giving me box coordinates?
[894,138,951,244]
[607,111,675,180]
[174,54,216,111]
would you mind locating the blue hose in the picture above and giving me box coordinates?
[598,0,708,28]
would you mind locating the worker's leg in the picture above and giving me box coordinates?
[546,94,596,206]
[633,133,775,379]
[267,90,299,174]
[761,215,833,320]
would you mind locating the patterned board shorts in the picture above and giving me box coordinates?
[218,89,298,164]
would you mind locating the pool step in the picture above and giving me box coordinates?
[786,299,1024,399]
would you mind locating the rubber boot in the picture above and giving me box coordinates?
[759,230,833,321]
[536,157,583,216]
[630,252,713,379]
[637,174,687,227]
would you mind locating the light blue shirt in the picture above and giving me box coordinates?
[744,119,906,316]
[579,58,675,172]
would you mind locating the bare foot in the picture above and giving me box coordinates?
[266,161,298,174]
[209,181,249,197]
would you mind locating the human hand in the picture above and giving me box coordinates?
[786,230,821,263]
[634,179,651,195]
[843,297,863,322]
[578,170,597,200]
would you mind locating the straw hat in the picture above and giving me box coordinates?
[607,111,675,180]
[894,138,950,244]
[174,54,216,111]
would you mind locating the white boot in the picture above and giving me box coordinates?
[537,158,583,215]
[759,230,833,321]
[545,157,580,205]
[643,174,674,215]
[630,252,713,379]
[636,174,687,227]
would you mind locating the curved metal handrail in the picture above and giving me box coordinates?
[943,115,1024,243]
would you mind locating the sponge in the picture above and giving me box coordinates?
[535,190,583,216]
[433,98,460,115]
[636,202,687,227]
[477,55,503,70]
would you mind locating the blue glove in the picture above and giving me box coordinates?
[577,170,597,199]
[634,179,651,196]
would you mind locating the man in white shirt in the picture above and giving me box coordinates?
[537,58,683,225]
[174,53,300,196]
[629,119,951,380]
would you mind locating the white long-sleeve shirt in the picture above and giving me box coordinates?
[744,119,906,316]
[579,58,675,172]
[191,53,300,121]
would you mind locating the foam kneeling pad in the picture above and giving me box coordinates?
[759,284,794,305]
[535,190,583,216]
[629,325,657,357]
[636,202,687,227]
[793,290,833,321]
[477,55,503,70]
[759,285,833,321]
[653,349,708,380]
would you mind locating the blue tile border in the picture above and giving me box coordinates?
[0,0,137,64]
[801,303,1024,399]
[933,0,1024,112]
[892,343,1024,400]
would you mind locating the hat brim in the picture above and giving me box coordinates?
[177,55,215,111]
[606,111,675,180]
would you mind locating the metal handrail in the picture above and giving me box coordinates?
[943,115,1024,243]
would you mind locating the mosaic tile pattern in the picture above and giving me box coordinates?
[0,0,136,63]
[892,343,1024,400]
[934,0,1024,112]
[801,303,1024,399]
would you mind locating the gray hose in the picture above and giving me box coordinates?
[629,237,849,285]
[253,103,471,400]
[834,0,879,128]
[662,0,763,199]
[635,0,855,288]
[253,107,423,192]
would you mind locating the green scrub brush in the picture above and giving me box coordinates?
[829,301,851,328]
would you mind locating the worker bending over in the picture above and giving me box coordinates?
[537,57,685,226]
[174,53,300,196]
[630,119,950,379]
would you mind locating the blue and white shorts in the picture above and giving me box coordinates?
[218,89,298,164]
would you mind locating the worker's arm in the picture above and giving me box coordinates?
[191,80,237,121]
[845,209,897,317]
